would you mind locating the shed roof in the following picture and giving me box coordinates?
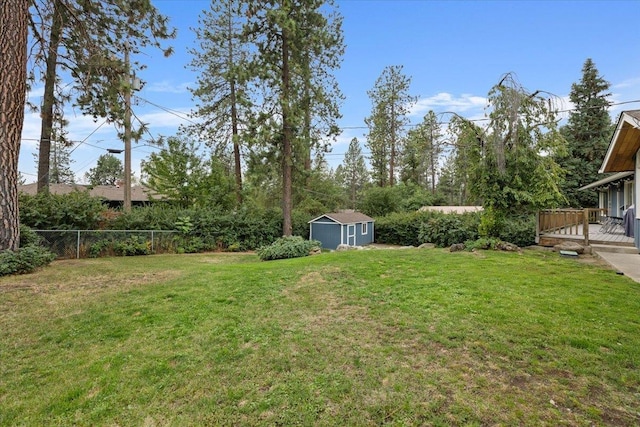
[578,171,634,191]
[600,110,640,173]
[309,211,374,224]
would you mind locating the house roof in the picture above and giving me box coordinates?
[419,206,483,214]
[18,183,158,202]
[600,110,640,173]
[309,211,374,224]
[578,171,634,191]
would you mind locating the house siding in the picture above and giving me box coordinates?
[636,152,640,250]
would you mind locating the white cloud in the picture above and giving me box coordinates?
[410,92,487,118]
[144,80,192,94]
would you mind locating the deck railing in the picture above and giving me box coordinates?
[536,208,604,246]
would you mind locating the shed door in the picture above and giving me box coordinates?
[347,224,356,246]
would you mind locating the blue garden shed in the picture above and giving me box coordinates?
[309,211,375,250]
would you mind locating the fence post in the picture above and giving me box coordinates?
[535,211,540,244]
[76,230,81,259]
[151,231,155,253]
[583,209,590,247]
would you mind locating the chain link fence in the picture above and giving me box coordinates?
[34,230,178,259]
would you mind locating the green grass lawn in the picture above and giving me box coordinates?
[1,248,639,426]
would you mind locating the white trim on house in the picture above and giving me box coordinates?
[347,224,356,245]
[362,222,368,235]
[637,152,640,220]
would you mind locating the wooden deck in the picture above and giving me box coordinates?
[538,223,635,247]
[537,208,635,247]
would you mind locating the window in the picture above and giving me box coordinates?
[361,222,368,235]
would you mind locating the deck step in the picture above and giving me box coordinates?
[591,244,639,254]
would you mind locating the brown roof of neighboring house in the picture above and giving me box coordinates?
[18,183,158,202]
[419,206,483,214]
[309,211,374,224]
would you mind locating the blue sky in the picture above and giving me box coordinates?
[20,0,640,183]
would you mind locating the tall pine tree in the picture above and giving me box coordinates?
[339,137,369,209]
[189,0,250,204]
[557,58,612,207]
[244,0,344,236]
[0,0,29,251]
[365,65,416,187]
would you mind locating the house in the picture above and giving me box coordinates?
[590,110,639,247]
[18,183,159,208]
[309,211,375,250]
[578,171,634,219]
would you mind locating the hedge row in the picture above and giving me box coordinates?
[374,211,536,248]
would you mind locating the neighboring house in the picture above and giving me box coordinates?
[419,206,483,215]
[18,183,159,208]
[309,211,375,250]
[589,110,639,248]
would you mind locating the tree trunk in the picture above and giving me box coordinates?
[281,26,293,237]
[389,103,395,187]
[37,0,64,194]
[0,0,29,251]
[230,83,243,205]
[227,8,243,205]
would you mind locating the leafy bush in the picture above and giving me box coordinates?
[89,239,112,258]
[464,237,503,251]
[257,236,321,261]
[0,245,56,276]
[374,211,438,246]
[498,214,536,247]
[357,186,401,217]
[108,205,189,230]
[20,225,43,247]
[112,235,152,256]
[419,213,480,248]
[20,191,104,230]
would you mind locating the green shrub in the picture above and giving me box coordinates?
[374,211,435,246]
[19,191,104,230]
[464,237,503,251]
[498,214,536,247]
[89,239,112,258]
[19,225,43,247]
[112,236,152,256]
[257,236,321,261]
[0,245,56,276]
[108,205,189,230]
[419,213,480,248]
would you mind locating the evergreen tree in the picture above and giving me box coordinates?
[340,138,369,209]
[557,58,612,207]
[436,155,457,205]
[444,114,483,205]
[0,0,29,251]
[33,110,75,184]
[401,110,443,192]
[365,65,416,187]
[29,0,175,193]
[189,0,250,204]
[244,0,344,236]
